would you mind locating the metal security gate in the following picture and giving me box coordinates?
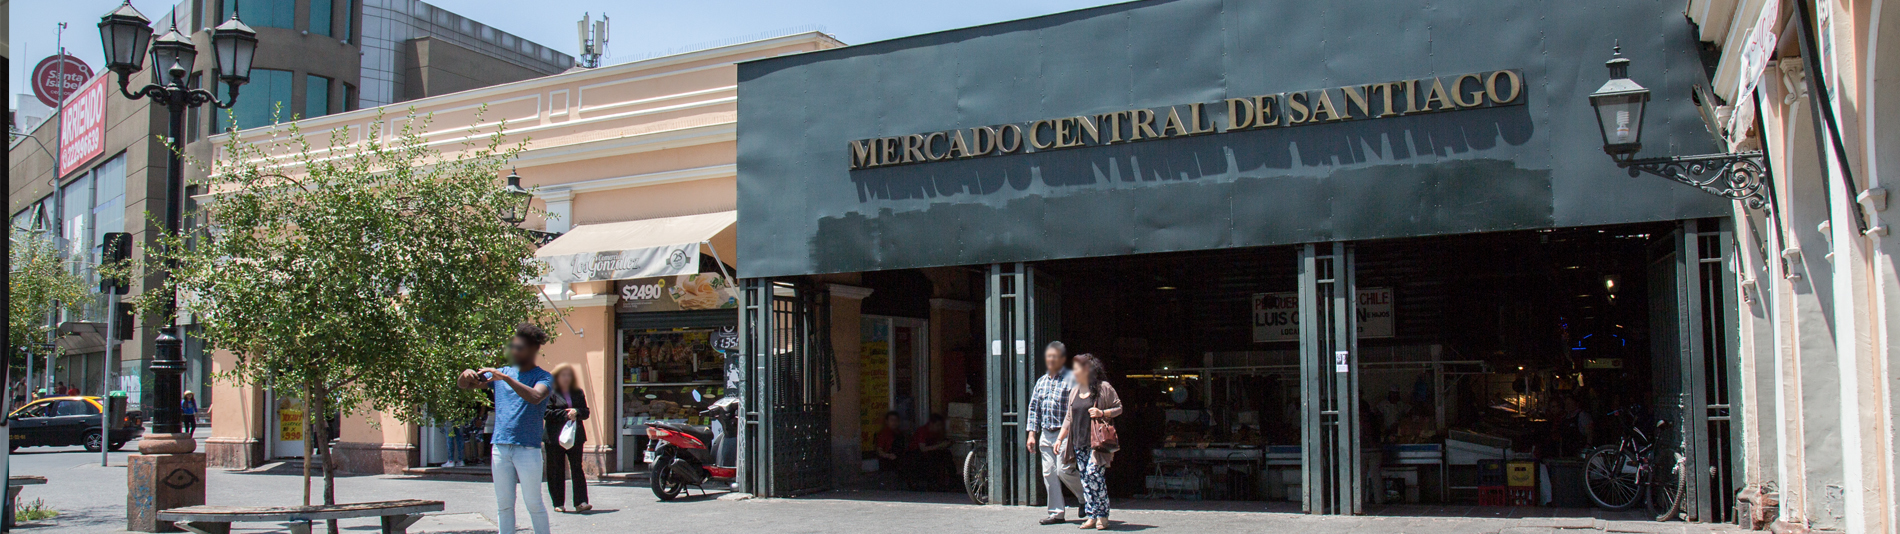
[1300,243,1362,515]
[738,278,833,497]
[1647,220,1740,523]
[984,263,1059,505]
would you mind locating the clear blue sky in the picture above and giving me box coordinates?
[10,0,1127,107]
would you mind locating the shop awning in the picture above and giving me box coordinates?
[532,210,736,284]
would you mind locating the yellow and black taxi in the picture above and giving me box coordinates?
[7,396,144,452]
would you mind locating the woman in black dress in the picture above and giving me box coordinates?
[544,363,591,512]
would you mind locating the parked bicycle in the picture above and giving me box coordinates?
[1582,406,1689,521]
[961,438,989,505]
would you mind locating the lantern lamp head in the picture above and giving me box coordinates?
[1588,45,1652,160]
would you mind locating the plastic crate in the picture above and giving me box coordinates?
[1506,461,1536,488]
[1477,459,1507,487]
[1507,487,1535,506]
[1477,486,1510,506]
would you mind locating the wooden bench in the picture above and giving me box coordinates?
[159,499,445,534]
[5,476,48,528]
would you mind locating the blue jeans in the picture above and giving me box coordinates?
[492,444,550,534]
[446,428,466,464]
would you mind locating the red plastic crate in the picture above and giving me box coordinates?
[1477,486,1510,506]
[1507,488,1535,506]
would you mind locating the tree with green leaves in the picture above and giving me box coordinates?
[9,225,88,390]
[141,110,549,514]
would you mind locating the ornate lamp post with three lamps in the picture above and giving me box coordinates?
[97,2,258,530]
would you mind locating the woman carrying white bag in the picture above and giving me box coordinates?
[544,363,592,512]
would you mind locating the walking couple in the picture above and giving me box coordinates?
[454,323,590,534]
[1026,341,1123,530]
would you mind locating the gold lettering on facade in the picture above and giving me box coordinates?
[974,127,999,155]
[1340,85,1374,119]
[1256,94,1281,127]
[1227,97,1256,130]
[996,124,1023,153]
[1404,79,1422,113]
[1160,106,1190,137]
[1452,74,1486,108]
[1310,88,1345,122]
[1098,111,1126,143]
[850,139,876,169]
[1029,120,1056,150]
[1486,70,1522,104]
[923,131,947,160]
[1423,77,1456,111]
[903,134,928,163]
[881,137,901,166]
[1074,116,1101,145]
[1187,103,1214,134]
[1287,91,1312,124]
[1373,82,1401,117]
[946,130,972,159]
[1131,109,1159,140]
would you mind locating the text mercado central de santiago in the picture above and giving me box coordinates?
[848,69,1526,170]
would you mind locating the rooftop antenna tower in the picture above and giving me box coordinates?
[578,12,609,68]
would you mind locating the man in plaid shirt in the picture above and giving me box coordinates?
[1026,341,1084,525]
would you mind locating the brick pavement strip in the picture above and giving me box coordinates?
[4,448,1744,534]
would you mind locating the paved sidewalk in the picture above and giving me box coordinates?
[5,446,1743,534]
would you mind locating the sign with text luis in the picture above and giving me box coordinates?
[617,273,740,313]
[1252,288,1395,343]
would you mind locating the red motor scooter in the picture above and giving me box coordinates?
[645,396,739,500]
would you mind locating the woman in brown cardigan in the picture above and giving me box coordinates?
[1057,353,1122,529]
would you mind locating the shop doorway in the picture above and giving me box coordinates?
[268,391,306,459]
[862,316,931,432]
[988,221,1730,515]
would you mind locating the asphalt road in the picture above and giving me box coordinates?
[3,443,1743,534]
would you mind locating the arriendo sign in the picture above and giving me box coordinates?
[31,54,94,108]
[59,74,110,178]
[849,69,1525,170]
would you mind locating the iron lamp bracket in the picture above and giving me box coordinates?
[1615,151,1770,211]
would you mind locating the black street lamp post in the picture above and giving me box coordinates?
[1588,46,1771,211]
[98,1,257,446]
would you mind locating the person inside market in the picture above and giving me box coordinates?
[874,411,905,473]
[907,413,954,490]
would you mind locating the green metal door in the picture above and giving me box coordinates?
[984,263,1058,506]
[1300,243,1362,515]
[1647,220,1740,523]
[738,278,834,497]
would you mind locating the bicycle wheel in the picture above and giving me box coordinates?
[1648,451,1689,521]
[1584,447,1643,510]
[963,447,990,505]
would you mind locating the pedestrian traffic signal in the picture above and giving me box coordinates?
[101,231,132,294]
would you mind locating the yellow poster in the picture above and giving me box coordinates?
[277,396,305,442]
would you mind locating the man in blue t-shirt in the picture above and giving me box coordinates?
[459,323,554,534]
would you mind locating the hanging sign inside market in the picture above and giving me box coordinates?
[1252,288,1395,343]
[848,69,1525,170]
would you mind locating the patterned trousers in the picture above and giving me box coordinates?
[1076,451,1110,519]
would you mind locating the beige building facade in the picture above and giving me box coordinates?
[204,32,844,475]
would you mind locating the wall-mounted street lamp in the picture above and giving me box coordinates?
[1589,46,1771,211]
[500,169,563,246]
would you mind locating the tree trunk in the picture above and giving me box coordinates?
[302,382,312,507]
[315,387,339,534]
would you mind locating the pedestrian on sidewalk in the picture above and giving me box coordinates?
[1058,353,1121,531]
[1027,341,1084,525]
[180,391,199,435]
[544,363,591,513]
[458,323,554,534]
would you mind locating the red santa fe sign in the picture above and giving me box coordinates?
[32,54,94,108]
[58,74,111,178]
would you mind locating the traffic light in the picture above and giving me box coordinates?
[101,232,132,294]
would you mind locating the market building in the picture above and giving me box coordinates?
[7,0,569,414]
[204,32,844,474]
[732,0,1897,531]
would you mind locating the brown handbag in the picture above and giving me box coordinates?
[1089,417,1119,452]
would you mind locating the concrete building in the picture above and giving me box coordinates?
[7,0,569,414]
[204,32,843,473]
